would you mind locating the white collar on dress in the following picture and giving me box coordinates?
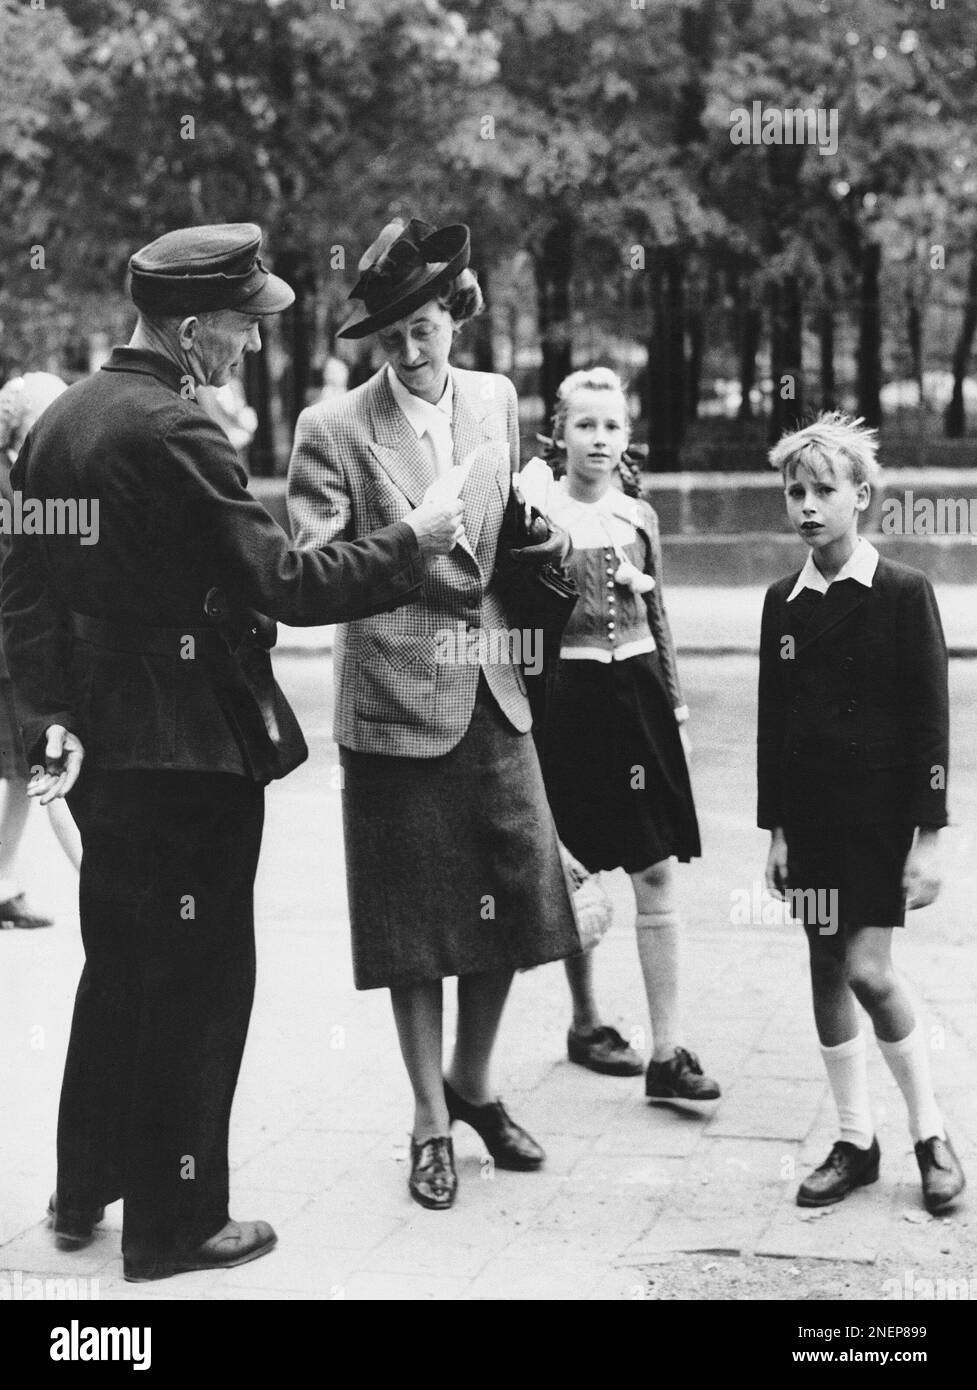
[787,537,879,601]
[386,364,453,439]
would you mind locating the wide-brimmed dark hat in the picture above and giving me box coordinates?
[129,222,295,318]
[337,217,470,340]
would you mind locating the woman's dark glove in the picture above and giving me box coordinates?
[508,509,572,567]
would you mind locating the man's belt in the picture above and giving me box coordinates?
[69,610,227,658]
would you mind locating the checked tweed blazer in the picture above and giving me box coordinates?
[287,366,531,757]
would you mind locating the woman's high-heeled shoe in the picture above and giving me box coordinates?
[444,1079,545,1171]
[408,1135,457,1210]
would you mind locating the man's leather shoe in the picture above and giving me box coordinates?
[47,1194,105,1248]
[915,1133,966,1214]
[444,1079,545,1171]
[408,1135,457,1210]
[124,1219,277,1282]
[796,1137,880,1207]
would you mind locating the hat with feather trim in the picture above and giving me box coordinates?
[337,217,470,340]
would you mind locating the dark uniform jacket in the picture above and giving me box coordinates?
[0,349,424,777]
[757,555,949,831]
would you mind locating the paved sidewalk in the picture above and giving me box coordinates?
[276,583,977,657]
[1,655,974,1301]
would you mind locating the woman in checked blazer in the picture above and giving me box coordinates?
[287,217,579,1211]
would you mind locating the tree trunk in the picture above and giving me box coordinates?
[244,339,275,477]
[276,250,317,428]
[856,239,882,428]
[945,231,977,438]
[818,305,836,411]
[737,295,761,421]
[534,219,574,426]
[906,291,923,397]
[687,294,704,424]
[645,247,686,468]
[768,275,804,441]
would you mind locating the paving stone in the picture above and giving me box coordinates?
[593,1104,710,1157]
[0,1225,117,1277]
[619,1216,762,1258]
[706,1079,824,1141]
[341,1270,472,1300]
[4,651,975,1301]
[755,1199,879,1264]
[465,1255,603,1301]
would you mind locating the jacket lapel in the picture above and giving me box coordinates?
[367,370,434,508]
[452,376,506,558]
[796,579,869,653]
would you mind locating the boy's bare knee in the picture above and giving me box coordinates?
[847,961,894,1007]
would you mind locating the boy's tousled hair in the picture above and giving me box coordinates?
[769,411,880,486]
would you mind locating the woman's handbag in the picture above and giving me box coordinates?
[560,842,613,954]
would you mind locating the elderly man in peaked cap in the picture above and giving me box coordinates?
[0,223,463,1282]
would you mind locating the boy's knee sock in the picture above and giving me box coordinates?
[820,1033,874,1150]
[877,1025,945,1143]
[635,910,681,1059]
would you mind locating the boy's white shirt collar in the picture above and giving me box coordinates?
[787,537,880,601]
[386,363,453,437]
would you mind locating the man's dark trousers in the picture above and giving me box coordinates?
[60,767,264,1271]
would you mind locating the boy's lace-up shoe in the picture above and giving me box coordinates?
[915,1134,965,1214]
[796,1137,880,1207]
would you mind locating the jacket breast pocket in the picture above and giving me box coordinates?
[353,631,439,726]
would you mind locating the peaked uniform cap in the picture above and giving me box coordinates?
[338,217,471,339]
[128,222,295,317]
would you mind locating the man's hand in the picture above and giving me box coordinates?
[765,827,789,900]
[405,478,465,558]
[903,829,942,910]
[28,725,85,804]
[679,723,693,763]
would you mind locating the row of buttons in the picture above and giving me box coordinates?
[605,548,616,638]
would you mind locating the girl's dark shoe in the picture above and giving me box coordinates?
[796,1137,880,1207]
[567,1025,644,1076]
[47,1194,106,1248]
[408,1135,457,1210]
[915,1134,965,1213]
[645,1047,721,1102]
[444,1079,545,1170]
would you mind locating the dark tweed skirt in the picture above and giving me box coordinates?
[541,650,701,875]
[339,677,581,990]
[0,677,27,780]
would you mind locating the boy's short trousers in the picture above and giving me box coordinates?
[783,821,916,933]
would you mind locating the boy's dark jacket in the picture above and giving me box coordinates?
[0,349,424,778]
[757,555,949,830]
